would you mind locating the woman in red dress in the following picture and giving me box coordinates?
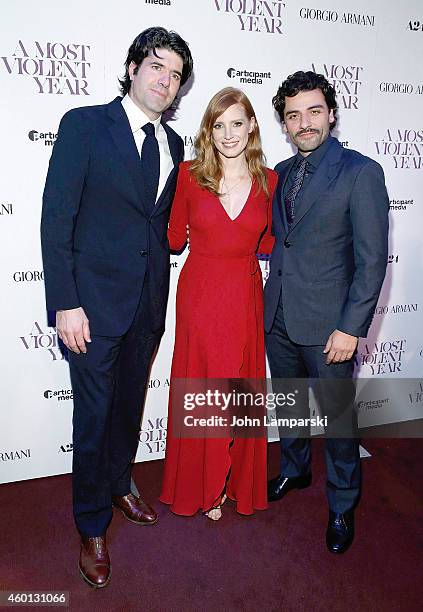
[160,87,278,520]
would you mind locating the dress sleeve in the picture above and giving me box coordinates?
[256,170,278,255]
[168,163,189,251]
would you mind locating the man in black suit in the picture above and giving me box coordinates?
[265,71,389,553]
[41,27,193,587]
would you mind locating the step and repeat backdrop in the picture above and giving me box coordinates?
[1,0,422,483]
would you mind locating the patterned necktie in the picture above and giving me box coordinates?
[284,157,307,227]
[140,122,160,215]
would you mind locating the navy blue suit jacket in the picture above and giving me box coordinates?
[41,97,184,336]
[264,136,389,344]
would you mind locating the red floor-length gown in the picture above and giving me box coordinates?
[160,161,278,515]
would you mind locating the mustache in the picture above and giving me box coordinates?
[296,128,319,137]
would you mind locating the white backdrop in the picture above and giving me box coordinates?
[1,0,422,483]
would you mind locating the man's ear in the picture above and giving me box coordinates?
[128,61,137,81]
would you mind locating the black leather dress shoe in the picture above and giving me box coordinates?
[326,510,355,554]
[267,473,312,502]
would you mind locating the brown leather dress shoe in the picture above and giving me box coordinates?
[112,493,158,525]
[79,536,111,588]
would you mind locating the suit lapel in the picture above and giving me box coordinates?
[107,98,182,217]
[107,97,151,215]
[277,157,296,234]
[289,137,344,233]
[152,123,182,216]
[163,122,181,168]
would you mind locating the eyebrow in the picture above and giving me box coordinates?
[214,117,245,123]
[285,104,325,115]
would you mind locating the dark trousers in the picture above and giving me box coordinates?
[68,282,161,536]
[265,301,361,513]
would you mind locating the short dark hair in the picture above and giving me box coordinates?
[272,71,338,130]
[119,26,193,95]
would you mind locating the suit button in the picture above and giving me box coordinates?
[140,250,147,257]
[277,270,282,276]
[284,239,291,248]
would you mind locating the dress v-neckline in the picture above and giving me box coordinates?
[216,180,254,222]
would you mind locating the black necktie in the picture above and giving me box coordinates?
[284,157,307,228]
[140,122,160,215]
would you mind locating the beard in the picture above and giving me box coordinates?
[294,129,323,153]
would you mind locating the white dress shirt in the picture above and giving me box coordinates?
[121,94,174,202]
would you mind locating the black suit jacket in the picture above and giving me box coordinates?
[264,136,389,344]
[41,96,184,336]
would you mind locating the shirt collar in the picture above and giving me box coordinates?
[121,94,161,136]
[297,134,333,170]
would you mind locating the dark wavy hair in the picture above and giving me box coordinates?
[119,26,193,95]
[272,71,338,130]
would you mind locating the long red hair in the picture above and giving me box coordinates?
[189,87,269,199]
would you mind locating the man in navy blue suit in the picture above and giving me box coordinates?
[41,27,193,587]
[265,71,389,554]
